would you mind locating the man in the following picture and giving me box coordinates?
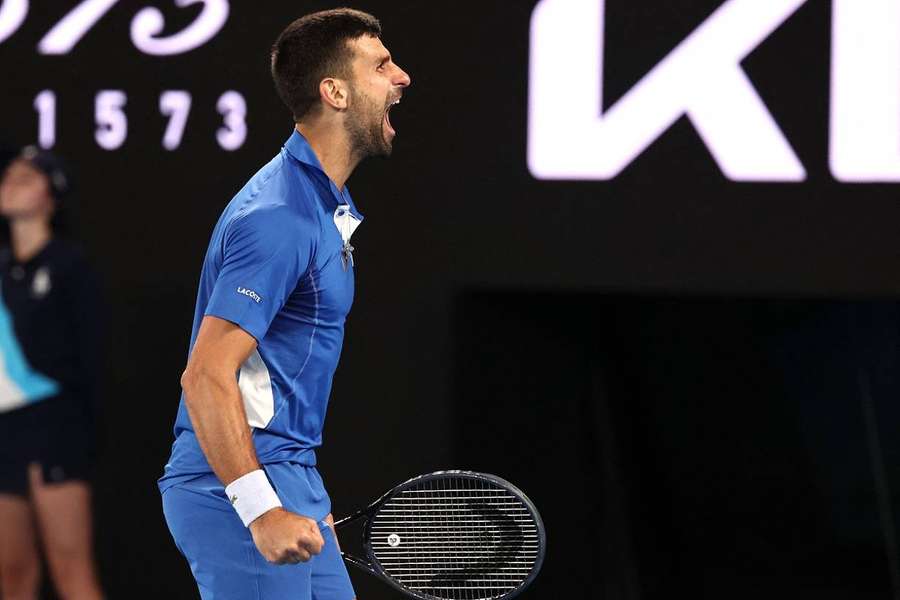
[159,9,411,600]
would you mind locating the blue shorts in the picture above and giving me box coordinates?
[161,463,355,600]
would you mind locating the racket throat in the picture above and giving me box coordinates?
[340,551,379,576]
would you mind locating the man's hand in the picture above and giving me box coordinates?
[249,507,325,564]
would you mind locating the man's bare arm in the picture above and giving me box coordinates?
[180,315,259,484]
[180,315,324,563]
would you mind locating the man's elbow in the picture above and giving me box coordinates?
[181,361,235,406]
[180,364,209,405]
[180,368,194,394]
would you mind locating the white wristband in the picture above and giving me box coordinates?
[225,469,282,527]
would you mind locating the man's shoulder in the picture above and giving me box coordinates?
[214,163,314,244]
[227,151,320,226]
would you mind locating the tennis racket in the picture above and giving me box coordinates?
[333,470,546,600]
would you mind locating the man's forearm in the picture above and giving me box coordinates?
[181,368,259,485]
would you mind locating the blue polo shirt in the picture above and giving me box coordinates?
[159,131,363,492]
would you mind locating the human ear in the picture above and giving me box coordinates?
[319,78,348,111]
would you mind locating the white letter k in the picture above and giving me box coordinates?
[528,0,809,182]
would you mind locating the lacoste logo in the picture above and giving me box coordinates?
[237,287,261,303]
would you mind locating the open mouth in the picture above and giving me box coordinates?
[384,97,400,139]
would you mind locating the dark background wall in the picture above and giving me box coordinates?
[3,1,900,598]
[455,294,900,599]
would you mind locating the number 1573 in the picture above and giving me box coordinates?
[33,89,247,151]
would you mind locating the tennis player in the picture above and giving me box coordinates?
[159,8,410,600]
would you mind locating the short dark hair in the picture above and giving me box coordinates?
[271,8,382,122]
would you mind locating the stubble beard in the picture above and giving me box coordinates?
[345,89,392,161]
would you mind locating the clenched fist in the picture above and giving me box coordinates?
[249,507,325,564]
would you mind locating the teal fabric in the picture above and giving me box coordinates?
[0,284,58,411]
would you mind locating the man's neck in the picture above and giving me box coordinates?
[294,122,360,191]
[10,219,52,263]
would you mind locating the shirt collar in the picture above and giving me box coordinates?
[284,130,364,222]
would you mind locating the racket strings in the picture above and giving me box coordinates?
[369,475,541,600]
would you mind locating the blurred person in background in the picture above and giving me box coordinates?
[0,146,104,600]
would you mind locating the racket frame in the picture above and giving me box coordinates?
[333,470,546,600]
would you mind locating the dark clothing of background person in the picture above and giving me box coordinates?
[0,238,103,494]
[0,138,14,169]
